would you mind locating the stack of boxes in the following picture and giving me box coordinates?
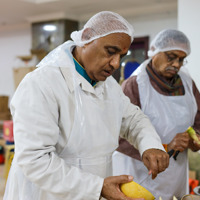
[0,96,11,165]
[0,96,14,180]
[3,120,14,180]
[0,96,11,131]
[0,95,11,151]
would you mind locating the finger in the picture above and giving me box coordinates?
[176,147,185,152]
[148,170,152,175]
[190,141,200,151]
[162,153,169,169]
[193,140,200,147]
[114,175,133,184]
[182,132,190,137]
[149,153,169,178]
[157,155,169,173]
[176,140,189,151]
[147,157,158,179]
[142,156,158,179]
[151,169,158,179]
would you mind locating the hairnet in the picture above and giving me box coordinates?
[70,11,134,46]
[148,29,191,57]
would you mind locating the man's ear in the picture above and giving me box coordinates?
[81,28,95,41]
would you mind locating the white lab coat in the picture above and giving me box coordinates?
[4,41,165,200]
[112,60,197,200]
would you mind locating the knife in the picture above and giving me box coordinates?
[168,149,180,160]
[139,149,175,185]
[167,149,175,158]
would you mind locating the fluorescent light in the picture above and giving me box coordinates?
[21,0,61,4]
[43,24,57,31]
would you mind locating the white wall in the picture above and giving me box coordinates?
[0,15,177,102]
[80,15,177,45]
[178,0,200,90]
[0,23,32,101]
[128,15,177,43]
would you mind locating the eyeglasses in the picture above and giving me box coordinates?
[164,52,188,66]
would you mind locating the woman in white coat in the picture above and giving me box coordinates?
[4,11,169,200]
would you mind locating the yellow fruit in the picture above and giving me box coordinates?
[120,181,155,200]
[187,126,200,145]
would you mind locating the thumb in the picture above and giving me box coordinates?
[115,175,133,184]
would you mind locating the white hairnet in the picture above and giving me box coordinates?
[70,11,134,46]
[148,29,191,57]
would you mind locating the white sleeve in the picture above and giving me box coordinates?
[11,71,103,199]
[120,90,165,156]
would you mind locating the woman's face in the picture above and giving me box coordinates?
[152,50,187,80]
[78,33,131,81]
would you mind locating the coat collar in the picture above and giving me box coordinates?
[37,40,105,96]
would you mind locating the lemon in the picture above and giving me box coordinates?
[120,181,155,200]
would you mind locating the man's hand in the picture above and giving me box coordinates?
[168,132,190,152]
[101,175,144,200]
[168,131,200,152]
[188,132,200,151]
[142,149,169,179]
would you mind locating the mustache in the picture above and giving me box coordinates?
[165,66,179,72]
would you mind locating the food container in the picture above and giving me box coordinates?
[181,194,200,200]
[193,186,200,195]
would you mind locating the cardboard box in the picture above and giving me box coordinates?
[189,170,196,180]
[0,111,11,121]
[13,66,36,89]
[0,96,9,113]
[0,138,5,148]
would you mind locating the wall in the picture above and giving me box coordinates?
[79,15,177,44]
[178,0,200,90]
[0,15,177,102]
[128,15,177,43]
[0,23,32,102]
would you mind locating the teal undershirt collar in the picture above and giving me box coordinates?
[73,57,97,87]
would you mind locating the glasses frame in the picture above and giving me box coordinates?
[164,52,188,66]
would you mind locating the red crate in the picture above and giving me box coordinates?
[3,120,14,142]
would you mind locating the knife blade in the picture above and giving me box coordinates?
[138,173,151,185]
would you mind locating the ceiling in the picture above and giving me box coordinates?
[1,0,177,28]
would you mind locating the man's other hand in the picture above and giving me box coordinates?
[101,175,145,200]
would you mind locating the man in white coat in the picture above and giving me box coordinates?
[4,11,169,200]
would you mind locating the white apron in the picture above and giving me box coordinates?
[113,60,197,200]
[59,68,121,178]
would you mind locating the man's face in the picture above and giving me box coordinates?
[152,50,187,80]
[79,33,131,81]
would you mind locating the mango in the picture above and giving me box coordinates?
[120,181,155,200]
[187,126,200,145]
